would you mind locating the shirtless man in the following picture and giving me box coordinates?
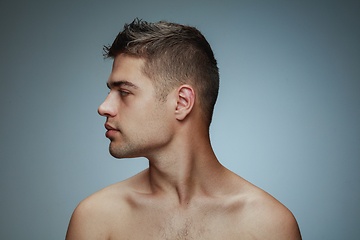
[66,19,301,239]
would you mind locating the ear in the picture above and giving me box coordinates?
[175,85,195,121]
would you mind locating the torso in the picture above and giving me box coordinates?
[91,170,283,240]
[108,195,244,239]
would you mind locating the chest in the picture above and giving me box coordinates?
[109,206,248,240]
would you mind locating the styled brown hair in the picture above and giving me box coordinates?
[103,18,219,126]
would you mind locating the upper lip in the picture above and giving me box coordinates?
[105,123,117,131]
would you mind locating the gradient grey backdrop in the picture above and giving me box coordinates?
[1,0,359,239]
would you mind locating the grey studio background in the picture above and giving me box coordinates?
[0,0,359,239]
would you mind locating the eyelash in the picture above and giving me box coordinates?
[107,90,129,97]
[119,90,130,97]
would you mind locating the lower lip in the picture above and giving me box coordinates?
[105,129,119,138]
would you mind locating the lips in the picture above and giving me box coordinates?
[105,123,117,131]
[104,123,119,138]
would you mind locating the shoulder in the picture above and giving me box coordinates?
[65,170,149,240]
[65,184,128,239]
[237,183,302,240]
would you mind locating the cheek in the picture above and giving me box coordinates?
[145,107,173,135]
[155,110,175,136]
[128,99,174,136]
[123,107,159,134]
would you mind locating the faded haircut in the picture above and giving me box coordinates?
[103,18,219,126]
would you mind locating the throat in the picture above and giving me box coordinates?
[146,142,222,206]
[175,185,195,206]
[149,166,200,206]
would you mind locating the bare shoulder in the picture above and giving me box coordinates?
[65,169,149,240]
[234,179,302,240]
[65,183,129,240]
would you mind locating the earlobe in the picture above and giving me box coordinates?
[175,85,195,121]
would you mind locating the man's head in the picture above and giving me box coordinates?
[103,18,219,126]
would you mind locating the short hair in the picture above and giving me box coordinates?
[103,18,219,126]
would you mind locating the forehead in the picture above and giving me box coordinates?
[108,54,152,88]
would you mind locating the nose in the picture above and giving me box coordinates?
[98,93,117,117]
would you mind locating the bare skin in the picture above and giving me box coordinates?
[66,54,301,240]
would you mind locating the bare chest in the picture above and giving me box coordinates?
[109,206,249,240]
[111,218,235,240]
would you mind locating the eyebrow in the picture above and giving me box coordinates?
[107,80,139,90]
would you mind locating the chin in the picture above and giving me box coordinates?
[109,145,140,159]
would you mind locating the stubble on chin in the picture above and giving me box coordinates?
[108,141,142,159]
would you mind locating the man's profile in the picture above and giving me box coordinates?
[66,19,301,239]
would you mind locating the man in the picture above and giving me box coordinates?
[66,19,301,239]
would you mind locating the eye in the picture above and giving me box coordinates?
[119,90,130,97]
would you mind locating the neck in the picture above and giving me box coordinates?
[145,127,225,206]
